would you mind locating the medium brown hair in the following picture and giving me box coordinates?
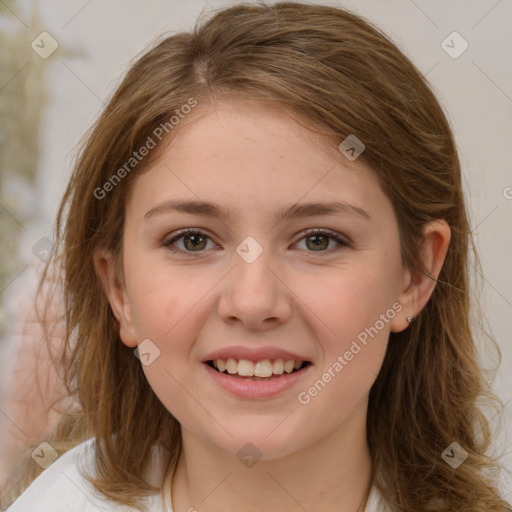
[9,2,511,511]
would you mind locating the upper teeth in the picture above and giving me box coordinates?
[212,358,303,377]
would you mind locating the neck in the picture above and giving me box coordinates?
[169,399,373,512]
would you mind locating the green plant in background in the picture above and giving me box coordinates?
[0,1,50,335]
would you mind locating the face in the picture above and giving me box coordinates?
[103,100,414,460]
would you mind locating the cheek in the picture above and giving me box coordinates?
[302,258,400,394]
[125,253,203,339]
[296,270,392,421]
[310,262,400,340]
[124,259,219,399]
[126,262,210,424]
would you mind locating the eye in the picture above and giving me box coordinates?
[163,229,218,255]
[162,228,350,256]
[294,228,350,253]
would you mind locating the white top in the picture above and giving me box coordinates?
[7,439,387,511]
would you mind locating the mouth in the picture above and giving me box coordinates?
[205,359,311,381]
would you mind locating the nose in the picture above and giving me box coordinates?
[217,247,292,331]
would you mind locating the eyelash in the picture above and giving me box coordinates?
[162,228,350,257]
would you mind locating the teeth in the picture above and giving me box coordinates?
[211,358,305,377]
[284,360,295,373]
[254,360,273,378]
[226,358,238,375]
[238,359,254,376]
[272,359,284,374]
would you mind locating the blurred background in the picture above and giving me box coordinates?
[0,0,511,506]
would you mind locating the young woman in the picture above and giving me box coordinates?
[6,2,511,511]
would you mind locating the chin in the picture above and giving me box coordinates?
[202,422,310,463]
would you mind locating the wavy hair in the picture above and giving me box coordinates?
[8,2,511,511]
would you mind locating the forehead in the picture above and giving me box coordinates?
[126,100,392,225]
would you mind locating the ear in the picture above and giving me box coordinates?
[390,219,451,333]
[93,247,138,347]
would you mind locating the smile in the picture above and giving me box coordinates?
[207,358,310,379]
[203,359,312,399]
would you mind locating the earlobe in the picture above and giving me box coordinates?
[390,219,451,333]
[93,247,139,347]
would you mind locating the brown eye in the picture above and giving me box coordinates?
[181,233,208,251]
[295,229,350,253]
[163,228,350,257]
[163,229,217,255]
[305,233,330,251]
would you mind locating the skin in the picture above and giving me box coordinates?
[95,100,451,512]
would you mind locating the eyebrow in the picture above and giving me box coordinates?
[144,199,371,222]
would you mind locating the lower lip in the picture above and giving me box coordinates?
[202,362,312,399]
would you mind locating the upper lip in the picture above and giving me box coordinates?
[203,345,310,363]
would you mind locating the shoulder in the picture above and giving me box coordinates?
[7,438,165,511]
[7,439,106,511]
[365,483,390,512]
